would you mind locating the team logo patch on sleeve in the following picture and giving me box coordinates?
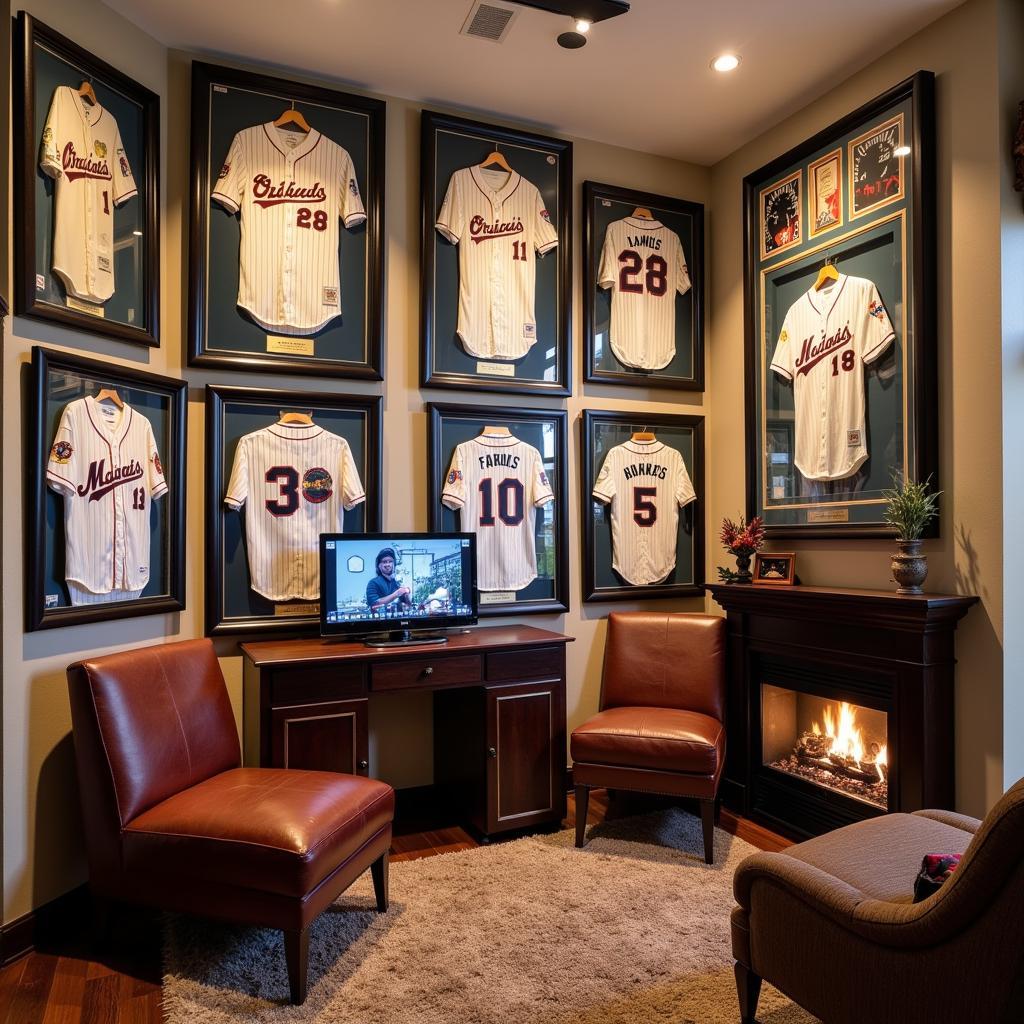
[540,209,551,222]
[120,155,130,177]
[153,453,162,475]
[42,127,53,145]
[218,163,230,179]
[301,467,334,503]
[540,471,549,486]
[779,329,789,344]
[51,441,73,464]
[868,300,887,320]
[447,469,463,484]
[348,178,359,196]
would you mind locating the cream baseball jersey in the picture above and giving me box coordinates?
[225,422,365,601]
[46,398,167,604]
[593,438,695,586]
[441,434,554,592]
[598,217,691,370]
[40,87,138,304]
[212,123,366,335]
[436,165,558,360]
[770,274,896,482]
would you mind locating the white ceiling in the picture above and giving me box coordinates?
[104,0,963,165]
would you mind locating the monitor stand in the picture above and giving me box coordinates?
[363,629,448,648]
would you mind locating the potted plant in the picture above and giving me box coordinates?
[717,514,765,584]
[882,474,940,594]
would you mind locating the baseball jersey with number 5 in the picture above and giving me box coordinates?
[593,438,695,586]
[436,166,558,360]
[598,217,690,370]
[212,123,366,335]
[40,86,138,304]
[225,422,366,601]
[441,434,554,591]
[770,274,895,481]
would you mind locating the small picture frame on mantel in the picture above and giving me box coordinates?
[752,552,796,586]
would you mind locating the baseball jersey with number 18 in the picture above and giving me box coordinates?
[442,434,554,591]
[770,273,895,481]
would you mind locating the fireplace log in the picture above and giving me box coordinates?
[797,752,881,786]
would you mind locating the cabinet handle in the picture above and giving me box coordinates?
[358,760,369,771]
[488,747,497,759]
[423,666,434,676]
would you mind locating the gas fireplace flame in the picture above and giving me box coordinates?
[811,702,886,779]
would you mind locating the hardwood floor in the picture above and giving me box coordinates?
[0,792,788,1023]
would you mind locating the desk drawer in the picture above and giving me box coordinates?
[371,654,482,692]
[271,665,367,705]
[486,646,562,682]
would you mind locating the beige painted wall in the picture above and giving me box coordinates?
[709,0,1005,816]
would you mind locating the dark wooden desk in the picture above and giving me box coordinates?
[241,626,574,839]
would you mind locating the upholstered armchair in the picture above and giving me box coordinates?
[732,779,1024,1023]
[570,612,726,863]
[67,638,395,1004]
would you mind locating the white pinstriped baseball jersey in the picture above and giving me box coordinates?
[593,438,695,586]
[46,397,167,605]
[441,434,554,592]
[212,123,366,335]
[225,421,365,601]
[770,274,896,481]
[40,87,138,304]
[436,165,558,360]
[598,217,690,370]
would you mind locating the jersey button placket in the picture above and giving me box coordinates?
[491,198,505,352]
[283,151,296,324]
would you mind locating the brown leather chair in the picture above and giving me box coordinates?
[570,612,726,863]
[66,638,394,1005]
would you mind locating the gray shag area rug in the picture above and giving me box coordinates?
[162,808,818,1023]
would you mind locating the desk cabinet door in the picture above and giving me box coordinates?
[271,698,369,776]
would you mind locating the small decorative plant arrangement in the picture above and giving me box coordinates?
[717,514,765,584]
[882,474,940,594]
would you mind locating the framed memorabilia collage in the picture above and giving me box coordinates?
[745,71,937,538]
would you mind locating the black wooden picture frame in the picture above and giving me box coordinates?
[189,62,385,379]
[205,385,382,636]
[427,402,569,617]
[28,346,186,631]
[14,13,160,347]
[582,409,705,603]
[583,180,705,390]
[421,111,572,397]
[744,71,937,539]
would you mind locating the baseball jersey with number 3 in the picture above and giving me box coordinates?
[225,421,365,601]
[436,166,558,360]
[598,217,690,370]
[212,123,366,335]
[40,87,138,304]
[441,434,554,592]
[593,438,695,586]
[770,274,895,481]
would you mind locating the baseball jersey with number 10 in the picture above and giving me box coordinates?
[770,273,895,481]
[593,438,695,586]
[442,434,554,591]
[213,123,366,335]
[598,217,691,370]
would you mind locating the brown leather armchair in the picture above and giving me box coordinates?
[67,638,395,1005]
[570,612,726,863]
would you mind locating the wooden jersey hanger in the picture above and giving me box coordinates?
[77,80,97,106]
[814,256,840,290]
[95,387,123,409]
[274,102,311,134]
[481,425,512,437]
[480,146,513,173]
[631,429,656,442]
[631,207,654,220]
[279,411,314,425]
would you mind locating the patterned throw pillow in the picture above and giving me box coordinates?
[913,853,962,902]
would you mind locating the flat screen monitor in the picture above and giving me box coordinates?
[320,532,477,644]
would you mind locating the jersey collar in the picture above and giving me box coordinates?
[69,86,104,130]
[623,438,664,454]
[474,433,519,448]
[805,272,848,320]
[471,164,522,207]
[85,396,132,444]
[268,421,323,440]
[262,123,322,162]
[624,217,663,230]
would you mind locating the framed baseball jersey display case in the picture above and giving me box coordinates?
[14,14,160,347]
[206,385,382,636]
[188,62,384,379]
[583,181,704,390]
[744,71,937,539]
[582,410,705,603]
[428,403,568,616]
[421,111,572,397]
[28,347,186,631]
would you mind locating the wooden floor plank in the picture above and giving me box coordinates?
[2,951,58,1024]
[40,956,87,1024]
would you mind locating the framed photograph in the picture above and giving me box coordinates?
[188,62,384,379]
[581,410,705,603]
[205,385,382,636]
[759,170,802,261]
[28,347,186,631]
[582,181,704,390]
[421,111,572,396]
[753,552,796,586]
[427,402,568,616]
[14,13,159,346]
[744,72,937,539]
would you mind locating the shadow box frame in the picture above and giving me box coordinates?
[744,71,937,540]
[205,385,383,637]
[421,110,573,397]
[581,409,705,603]
[28,346,187,632]
[13,13,161,347]
[188,61,385,380]
[582,180,705,391]
[427,402,570,617]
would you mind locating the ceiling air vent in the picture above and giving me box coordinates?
[461,2,518,43]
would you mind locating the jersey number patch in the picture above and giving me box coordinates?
[265,466,299,517]
[296,208,328,231]
[831,350,856,375]
[633,486,658,526]
[478,478,525,527]
[618,251,668,296]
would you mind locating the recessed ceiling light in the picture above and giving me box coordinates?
[557,30,587,48]
[575,18,591,33]
[712,53,741,73]
[894,145,911,157]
